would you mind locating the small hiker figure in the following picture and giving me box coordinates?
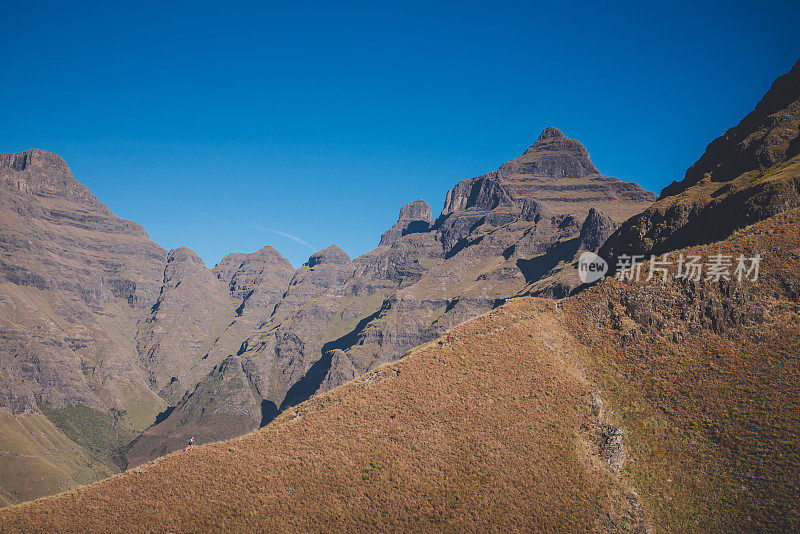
[188,436,195,448]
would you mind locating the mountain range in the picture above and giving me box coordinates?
[0,124,655,504]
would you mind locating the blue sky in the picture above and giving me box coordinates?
[3,1,799,267]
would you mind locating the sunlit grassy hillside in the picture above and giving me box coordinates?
[1,210,799,533]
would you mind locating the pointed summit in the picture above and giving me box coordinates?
[536,126,566,142]
[441,128,655,222]
[518,127,598,177]
[493,128,655,220]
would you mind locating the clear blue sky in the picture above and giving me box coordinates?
[3,1,799,267]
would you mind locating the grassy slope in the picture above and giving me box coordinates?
[1,211,798,532]
[0,410,116,507]
[39,404,137,471]
[0,282,164,506]
[0,300,642,533]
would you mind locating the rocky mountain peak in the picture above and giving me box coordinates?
[514,127,599,177]
[441,128,654,222]
[212,246,294,296]
[214,246,289,271]
[442,126,656,226]
[162,247,211,286]
[249,245,288,262]
[225,246,295,301]
[398,199,431,222]
[0,148,69,176]
[536,126,567,142]
[0,148,95,204]
[167,247,205,265]
[380,199,432,246]
[306,245,351,268]
[212,252,249,280]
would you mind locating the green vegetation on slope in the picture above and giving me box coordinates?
[39,404,138,471]
[0,410,116,506]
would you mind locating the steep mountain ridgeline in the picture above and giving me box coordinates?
[601,59,800,265]
[128,127,655,464]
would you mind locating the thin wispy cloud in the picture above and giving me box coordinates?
[251,225,314,250]
[198,210,230,227]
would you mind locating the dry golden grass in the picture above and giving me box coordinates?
[0,300,640,533]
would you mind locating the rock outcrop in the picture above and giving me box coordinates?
[579,208,617,251]
[379,200,432,246]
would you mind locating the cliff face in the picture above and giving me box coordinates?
[0,149,170,503]
[600,59,800,266]
[0,149,165,307]
[135,247,238,400]
[379,200,432,246]
[0,149,96,204]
